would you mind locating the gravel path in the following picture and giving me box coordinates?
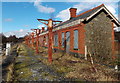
[13,55,65,81]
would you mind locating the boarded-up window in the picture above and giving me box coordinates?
[74,30,78,49]
[62,32,64,47]
[54,34,58,46]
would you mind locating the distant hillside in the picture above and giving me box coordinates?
[0,33,24,49]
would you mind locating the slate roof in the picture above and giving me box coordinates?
[54,4,120,28]
[76,4,104,20]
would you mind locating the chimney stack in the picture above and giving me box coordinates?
[69,8,77,19]
[42,27,45,32]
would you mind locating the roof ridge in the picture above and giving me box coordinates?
[76,4,104,17]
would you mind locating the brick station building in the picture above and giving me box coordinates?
[31,4,120,59]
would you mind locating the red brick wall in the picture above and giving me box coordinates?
[38,23,85,55]
[114,41,119,55]
[112,22,115,55]
[114,31,120,55]
[78,23,85,54]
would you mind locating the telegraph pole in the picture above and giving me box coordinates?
[30,32,35,49]
[37,19,62,63]
[31,29,41,54]
[25,36,29,46]
[27,32,32,48]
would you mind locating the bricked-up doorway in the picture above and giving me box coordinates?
[65,31,70,53]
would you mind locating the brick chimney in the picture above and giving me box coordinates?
[69,8,77,19]
[42,27,45,32]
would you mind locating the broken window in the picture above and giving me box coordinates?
[54,34,58,46]
[74,30,78,50]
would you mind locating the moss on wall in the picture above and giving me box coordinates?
[85,12,113,64]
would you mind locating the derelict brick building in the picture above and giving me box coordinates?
[35,4,120,59]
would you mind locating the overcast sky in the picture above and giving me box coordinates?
[1,0,120,37]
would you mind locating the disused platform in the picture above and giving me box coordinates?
[12,44,119,82]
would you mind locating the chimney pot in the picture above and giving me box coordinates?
[69,8,77,19]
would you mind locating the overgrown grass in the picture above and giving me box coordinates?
[14,44,119,81]
[37,47,119,81]
[17,44,35,56]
